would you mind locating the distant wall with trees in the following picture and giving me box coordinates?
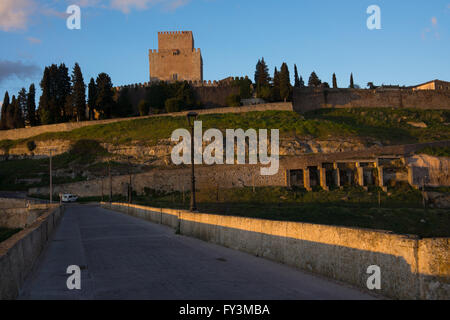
[192,86,239,108]
[113,81,240,114]
[293,87,450,113]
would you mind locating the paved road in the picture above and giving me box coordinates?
[19,205,377,300]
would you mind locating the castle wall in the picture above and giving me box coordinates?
[193,86,239,108]
[293,88,450,113]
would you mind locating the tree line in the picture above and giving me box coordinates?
[0,63,121,130]
[0,58,360,130]
[254,57,358,101]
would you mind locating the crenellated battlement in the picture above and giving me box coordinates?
[113,77,236,92]
[157,31,193,35]
[157,30,194,50]
[148,48,201,54]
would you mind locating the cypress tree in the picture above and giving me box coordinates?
[71,63,86,121]
[10,95,24,128]
[271,67,281,102]
[95,73,115,119]
[254,57,270,98]
[57,63,71,122]
[254,59,261,85]
[308,71,322,87]
[332,73,338,88]
[258,57,270,87]
[279,62,291,101]
[0,91,9,129]
[17,88,27,128]
[38,67,53,124]
[299,76,304,87]
[350,73,354,89]
[27,84,36,126]
[7,96,16,129]
[273,67,280,88]
[88,78,97,120]
[294,64,301,88]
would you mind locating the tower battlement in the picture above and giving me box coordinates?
[157,30,194,50]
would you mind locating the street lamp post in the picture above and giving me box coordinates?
[128,156,133,204]
[49,149,53,204]
[187,112,198,212]
[108,161,112,203]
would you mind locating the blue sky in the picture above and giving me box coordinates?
[0,0,449,102]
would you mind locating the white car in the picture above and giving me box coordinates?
[61,194,78,203]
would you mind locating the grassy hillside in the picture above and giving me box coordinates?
[1,108,449,151]
[0,140,133,191]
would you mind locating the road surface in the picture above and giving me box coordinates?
[19,204,377,300]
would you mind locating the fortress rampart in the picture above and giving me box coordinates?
[293,87,450,113]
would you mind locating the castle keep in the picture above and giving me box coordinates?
[149,31,203,82]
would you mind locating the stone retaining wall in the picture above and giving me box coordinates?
[0,205,64,300]
[102,202,450,300]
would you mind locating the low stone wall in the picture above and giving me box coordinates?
[0,205,64,300]
[0,103,293,142]
[102,202,450,300]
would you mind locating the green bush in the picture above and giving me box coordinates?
[138,100,150,116]
[226,94,241,107]
[258,86,272,101]
[165,98,183,113]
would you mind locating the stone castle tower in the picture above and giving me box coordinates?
[148,31,203,82]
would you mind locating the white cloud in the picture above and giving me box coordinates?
[26,36,41,44]
[0,0,36,31]
[164,0,190,11]
[41,7,69,19]
[0,0,189,32]
[431,16,437,26]
[73,0,189,14]
[421,16,440,40]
